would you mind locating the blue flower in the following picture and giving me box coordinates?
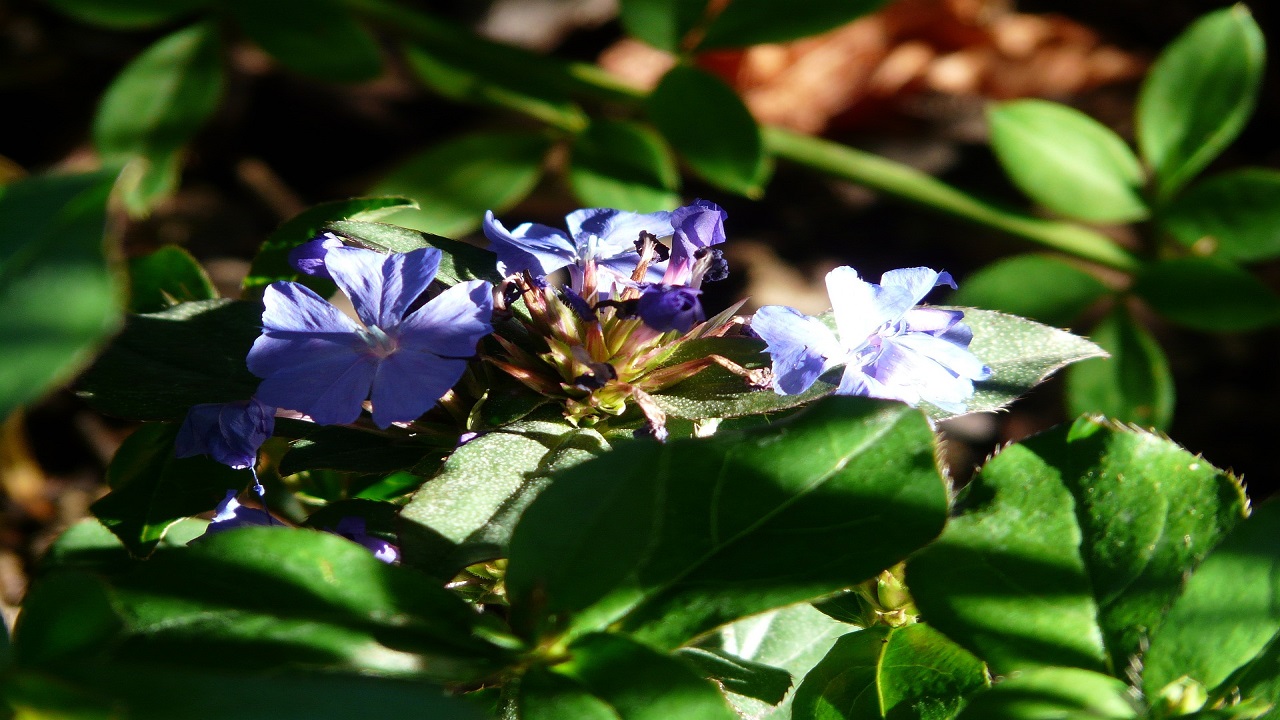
[636,285,705,333]
[663,199,728,286]
[483,207,673,296]
[247,246,494,428]
[752,266,991,412]
[288,233,344,279]
[203,490,275,535]
[175,399,275,470]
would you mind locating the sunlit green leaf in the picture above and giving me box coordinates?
[1137,6,1266,198]
[77,299,261,421]
[951,254,1108,327]
[1144,499,1280,703]
[1066,304,1175,430]
[507,397,948,649]
[792,624,988,720]
[1134,258,1280,332]
[910,416,1246,674]
[989,100,1147,223]
[242,196,417,298]
[648,65,768,196]
[370,132,552,238]
[226,0,383,82]
[400,418,609,577]
[698,0,890,49]
[956,668,1137,720]
[677,647,793,704]
[128,245,216,313]
[0,172,120,419]
[1163,168,1280,263]
[714,604,853,720]
[570,119,681,212]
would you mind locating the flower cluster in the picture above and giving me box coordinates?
[173,199,992,559]
[752,266,991,412]
[483,200,747,438]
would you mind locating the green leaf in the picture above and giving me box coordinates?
[402,43,586,131]
[1065,305,1175,430]
[1137,6,1266,198]
[37,517,206,579]
[548,633,738,720]
[369,132,552,238]
[988,100,1147,223]
[105,528,512,680]
[570,119,681,212]
[325,219,500,286]
[909,416,1247,674]
[520,668,622,720]
[77,299,261,420]
[652,336,835,420]
[792,623,989,720]
[128,245,216,313]
[698,0,891,50]
[648,65,768,196]
[619,0,710,52]
[91,423,248,557]
[950,255,1109,327]
[1225,635,1280,720]
[953,308,1107,418]
[715,603,853,719]
[93,22,223,202]
[226,0,382,82]
[506,397,948,649]
[400,418,610,577]
[0,172,120,419]
[242,196,417,297]
[45,0,207,28]
[1163,168,1280,263]
[1143,499,1280,703]
[1133,258,1280,332]
[677,647,794,704]
[955,668,1137,720]
[280,426,443,476]
[12,572,123,668]
[66,666,484,720]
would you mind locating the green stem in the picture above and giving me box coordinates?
[762,127,1142,272]
[350,0,1142,272]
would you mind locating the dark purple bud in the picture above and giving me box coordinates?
[175,399,276,470]
[288,233,344,279]
[573,361,617,390]
[559,288,597,323]
[636,285,705,334]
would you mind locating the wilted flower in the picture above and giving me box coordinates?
[248,246,493,428]
[753,266,991,412]
[483,207,673,297]
[175,398,275,470]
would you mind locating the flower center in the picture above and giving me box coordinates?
[358,325,399,359]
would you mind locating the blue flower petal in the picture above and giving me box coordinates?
[398,279,494,357]
[880,267,954,304]
[204,490,274,536]
[288,233,344,279]
[370,353,468,428]
[176,399,276,469]
[483,211,577,277]
[636,285,704,333]
[752,305,842,395]
[325,246,441,329]
[566,208,674,259]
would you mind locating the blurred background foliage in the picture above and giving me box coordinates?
[2,0,1279,629]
